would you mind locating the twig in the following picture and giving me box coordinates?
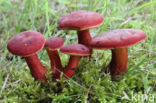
[54,30,62,37]
[120,16,141,26]
[7,79,21,86]
[84,84,93,103]
[152,81,156,90]
[0,74,9,93]
[55,68,85,89]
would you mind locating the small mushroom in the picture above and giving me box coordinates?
[60,44,91,79]
[44,37,64,79]
[58,10,104,47]
[89,29,146,78]
[7,30,47,82]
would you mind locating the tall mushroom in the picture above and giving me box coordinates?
[60,44,91,79]
[7,30,47,82]
[44,37,64,79]
[89,29,146,78]
[58,10,104,47]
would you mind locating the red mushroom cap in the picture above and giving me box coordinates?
[60,44,91,56]
[7,30,45,56]
[59,10,104,30]
[89,29,146,49]
[45,37,64,50]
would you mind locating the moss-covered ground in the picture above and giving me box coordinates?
[0,0,156,102]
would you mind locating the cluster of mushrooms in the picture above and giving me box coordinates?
[7,10,146,82]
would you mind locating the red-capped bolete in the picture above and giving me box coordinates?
[44,37,64,80]
[58,10,104,47]
[89,29,146,78]
[60,44,91,79]
[7,30,47,82]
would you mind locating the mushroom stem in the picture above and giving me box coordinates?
[77,29,92,57]
[77,29,92,46]
[46,49,63,77]
[63,56,81,79]
[25,54,47,82]
[109,48,128,77]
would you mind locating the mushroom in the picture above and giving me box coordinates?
[58,10,104,47]
[7,30,47,82]
[44,37,64,79]
[60,44,91,79]
[89,29,146,78]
